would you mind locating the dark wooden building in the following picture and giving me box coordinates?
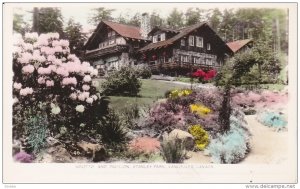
[83,20,150,74]
[83,14,234,76]
[138,22,233,75]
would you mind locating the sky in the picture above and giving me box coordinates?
[13,3,288,33]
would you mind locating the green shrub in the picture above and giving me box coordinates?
[25,113,49,155]
[160,138,186,163]
[101,67,142,96]
[119,102,140,129]
[188,125,210,150]
[98,110,128,150]
[136,65,152,79]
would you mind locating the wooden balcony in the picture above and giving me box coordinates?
[149,61,221,71]
[85,44,128,59]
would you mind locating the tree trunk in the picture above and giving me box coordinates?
[219,84,231,133]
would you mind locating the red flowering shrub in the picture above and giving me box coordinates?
[192,69,217,82]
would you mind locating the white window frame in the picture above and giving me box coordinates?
[153,35,158,43]
[189,36,194,46]
[193,57,201,64]
[160,33,166,41]
[207,43,211,50]
[206,58,212,66]
[196,36,203,47]
[181,39,185,46]
[181,55,189,62]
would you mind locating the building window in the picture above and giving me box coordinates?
[196,36,203,47]
[133,42,139,48]
[181,39,185,46]
[193,57,201,64]
[160,33,166,41]
[207,43,211,50]
[189,36,194,46]
[181,55,189,62]
[206,58,212,66]
[109,39,115,45]
[153,35,158,43]
[111,31,116,36]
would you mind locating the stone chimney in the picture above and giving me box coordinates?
[140,13,151,39]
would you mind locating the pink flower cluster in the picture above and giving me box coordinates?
[46,80,54,87]
[25,32,38,40]
[56,67,69,77]
[20,87,33,96]
[38,67,52,75]
[22,64,35,74]
[38,77,46,84]
[83,75,92,82]
[17,52,33,64]
[62,77,77,86]
[86,97,93,104]
[82,85,90,91]
[13,82,22,90]
[52,40,69,47]
[78,91,90,101]
[13,32,101,111]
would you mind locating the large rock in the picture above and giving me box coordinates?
[35,144,73,163]
[164,129,195,150]
[77,141,107,162]
[46,137,61,146]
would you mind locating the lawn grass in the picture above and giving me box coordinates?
[175,76,191,83]
[95,78,188,111]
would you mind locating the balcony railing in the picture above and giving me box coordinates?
[85,44,128,59]
[149,61,221,71]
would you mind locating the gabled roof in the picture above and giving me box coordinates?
[84,20,148,49]
[226,39,253,53]
[102,20,144,40]
[138,22,233,54]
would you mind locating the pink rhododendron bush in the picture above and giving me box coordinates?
[12,33,110,158]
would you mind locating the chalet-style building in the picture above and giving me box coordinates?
[83,16,151,73]
[138,23,233,75]
[83,13,234,76]
[226,39,253,54]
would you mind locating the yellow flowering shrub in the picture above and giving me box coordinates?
[188,125,210,150]
[190,104,212,116]
[169,89,192,99]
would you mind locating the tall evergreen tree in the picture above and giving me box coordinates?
[32,7,64,37]
[167,8,184,29]
[185,8,203,26]
[88,7,115,26]
[64,18,87,56]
